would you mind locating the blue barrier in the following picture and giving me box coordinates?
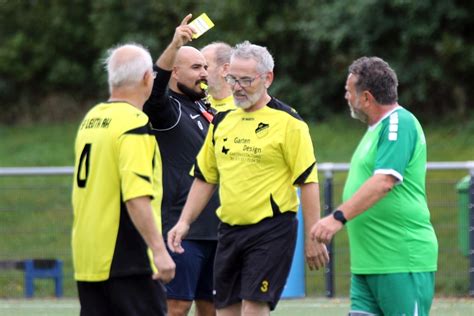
[281,206,305,298]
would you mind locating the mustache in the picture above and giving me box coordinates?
[195,79,208,85]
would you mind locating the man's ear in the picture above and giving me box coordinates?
[220,63,230,77]
[264,72,274,89]
[171,66,179,80]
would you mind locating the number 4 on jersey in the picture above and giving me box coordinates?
[76,143,91,188]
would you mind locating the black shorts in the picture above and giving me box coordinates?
[77,274,167,316]
[214,212,297,311]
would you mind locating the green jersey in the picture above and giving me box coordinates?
[343,106,438,274]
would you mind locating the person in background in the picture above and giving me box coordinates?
[72,43,175,316]
[312,56,438,316]
[168,40,329,316]
[143,14,219,316]
[200,42,235,112]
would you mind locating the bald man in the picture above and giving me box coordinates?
[200,42,235,112]
[143,15,219,316]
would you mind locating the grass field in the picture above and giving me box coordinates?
[0,116,473,299]
[0,297,472,316]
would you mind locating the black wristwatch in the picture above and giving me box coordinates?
[332,210,347,225]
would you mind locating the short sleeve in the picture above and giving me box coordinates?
[118,126,155,201]
[375,111,418,181]
[192,123,219,184]
[283,120,318,185]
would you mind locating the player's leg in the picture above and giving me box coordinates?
[166,240,207,316]
[349,274,381,315]
[194,240,217,316]
[240,213,297,311]
[77,280,112,316]
[216,303,241,316]
[367,272,435,316]
[242,300,270,315]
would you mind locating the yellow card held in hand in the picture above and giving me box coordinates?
[189,13,215,39]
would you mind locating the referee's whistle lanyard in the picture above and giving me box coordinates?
[197,101,214,123]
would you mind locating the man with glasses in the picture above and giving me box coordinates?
[143,14,219,316]
[72,43,175,315]
[168,41,329,315]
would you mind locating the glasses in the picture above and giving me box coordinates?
[225,74,263,88]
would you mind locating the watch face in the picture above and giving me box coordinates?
[333,210,346,224]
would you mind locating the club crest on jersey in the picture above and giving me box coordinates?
[255,122,269,138]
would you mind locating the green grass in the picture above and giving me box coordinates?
[0,297,472,316]
[0,115,473,299]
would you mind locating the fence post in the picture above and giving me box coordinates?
[469,169,474,297]
[323,170,335,298]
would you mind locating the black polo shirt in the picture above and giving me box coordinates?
[143,66,220,240]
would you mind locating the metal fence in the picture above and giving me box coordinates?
[0,162,473,298]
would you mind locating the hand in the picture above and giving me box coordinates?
[171,14,195,48]
[167,221,190,253]
[152,250,176,284]
[311,215,343,244]
[305,237,330,270]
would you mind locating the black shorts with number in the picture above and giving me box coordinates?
[77,274,167,316]
[213,212,297,311]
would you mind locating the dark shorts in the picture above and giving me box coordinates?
[214,212,297,311]
[77,274,167,316]
[165,239,217,301]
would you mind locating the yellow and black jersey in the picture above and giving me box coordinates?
[72,101,162,281]
[193,97,318,226]
[208,94,236,113]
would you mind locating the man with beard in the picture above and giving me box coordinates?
[312,57,438,316]
[143,14,219,316]
[200,42,235,113]
[167,41,329,315]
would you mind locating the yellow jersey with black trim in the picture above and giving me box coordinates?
[209,94,236,112]
[72,101,162,281]
[193,97,318,226]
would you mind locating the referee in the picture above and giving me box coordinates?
[168,41,329,314]
[72,43,175,315]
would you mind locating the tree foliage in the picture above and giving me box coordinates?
[0,0,472,123]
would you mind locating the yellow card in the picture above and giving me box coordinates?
[189,13,215,39]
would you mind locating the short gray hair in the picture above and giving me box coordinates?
[348,56,398,105]
[231,41,274,73]
[104,43,153,92]
[201,42,232,67]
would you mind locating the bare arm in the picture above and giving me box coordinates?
[300,182,329,270]
[311,173,397,244]
[167,178,217,253]
[156,14,194,70]
[126,196,175,283]
[337,173,397,220]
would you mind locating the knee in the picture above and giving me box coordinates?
[167,299,193,316]
[242,300,269,315]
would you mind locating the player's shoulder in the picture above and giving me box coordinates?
[97,101,150,133]
[267,97,303,122]
[381,106,416,126]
